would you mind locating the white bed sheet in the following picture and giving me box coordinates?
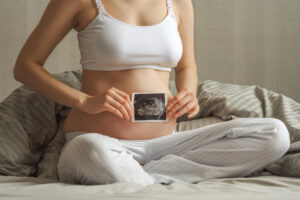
[0,175,299,200]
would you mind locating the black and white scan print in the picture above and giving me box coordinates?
[131,92,168,122]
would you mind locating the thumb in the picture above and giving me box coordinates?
[166,97,174,110]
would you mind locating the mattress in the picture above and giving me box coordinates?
[0,175,299,200]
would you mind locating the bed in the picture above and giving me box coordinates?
[0,174,299,199]
[0,69,299,199]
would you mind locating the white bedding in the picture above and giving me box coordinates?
[0,175,299,200]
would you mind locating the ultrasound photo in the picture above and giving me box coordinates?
[131,92,168,122]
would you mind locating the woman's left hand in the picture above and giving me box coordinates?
[166,88,200,120]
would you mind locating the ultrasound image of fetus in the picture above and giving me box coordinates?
[136,97,164,116]
[133,93,167,121]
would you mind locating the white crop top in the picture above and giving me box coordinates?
[77,0,183,72]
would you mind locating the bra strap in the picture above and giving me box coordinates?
[94,0,105,20]
[166,0,173,9]
[166,0,177,23]
[95,0,103,8]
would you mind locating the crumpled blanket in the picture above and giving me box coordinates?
[37,70,300,181]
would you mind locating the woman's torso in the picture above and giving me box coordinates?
[63,69,177,140]
[63,0,181,140]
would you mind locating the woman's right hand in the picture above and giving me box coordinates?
[79,87,134,120]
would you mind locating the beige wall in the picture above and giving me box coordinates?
[0,0,299,102]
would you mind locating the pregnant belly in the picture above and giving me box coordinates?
[63,69,177,140]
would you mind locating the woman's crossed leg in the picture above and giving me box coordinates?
[57,117,290,185]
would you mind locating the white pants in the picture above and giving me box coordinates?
[57,117,290,186]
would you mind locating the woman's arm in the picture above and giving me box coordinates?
[175,64,198,96]
[174,0,198,95]
[167,0,199,119]
[14,0,89,110]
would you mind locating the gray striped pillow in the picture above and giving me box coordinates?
[0,84,57,176]
[0,70,82,177]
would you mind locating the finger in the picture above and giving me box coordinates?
[168,93,193,117]
[188,104,200,118]
[103,102,124,119]
[166,96,172,107]
[106,95,130,120]
[166,89,189,110]
[108,89,133,119]
[173,101,197,119]
[112,87,132,102]
[111,87,134,116]
[171,101,194,119]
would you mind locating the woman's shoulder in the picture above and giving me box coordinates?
[171,0,194,26]
[70,0,99,32]
[172,0,194,14]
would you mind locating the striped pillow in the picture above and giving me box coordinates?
[0,70,82,177]
[0,84,57,176]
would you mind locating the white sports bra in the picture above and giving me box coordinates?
[77,0,183,72]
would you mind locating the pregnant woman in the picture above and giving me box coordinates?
[14,0,290,185]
